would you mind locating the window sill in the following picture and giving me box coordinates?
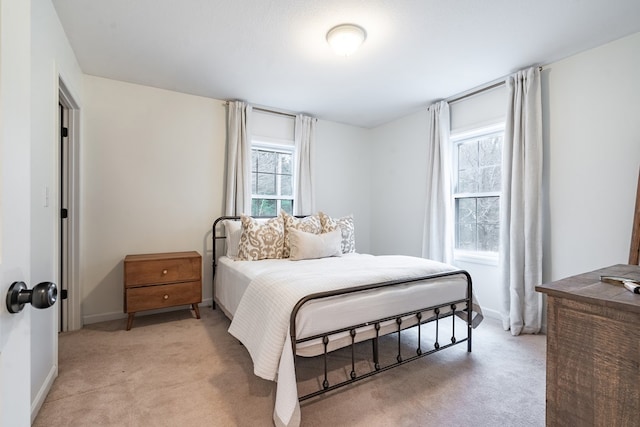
[453,250,499,266]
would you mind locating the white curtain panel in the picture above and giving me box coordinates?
[224,101,252,216]
[499,66,543,335]
[293,114,317,215]
[422,101,453,264]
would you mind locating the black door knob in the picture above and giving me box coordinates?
[6,281,57,314]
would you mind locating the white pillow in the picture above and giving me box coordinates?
[281,210,322,258]
[223,220,242,258]
[288,228,342,261]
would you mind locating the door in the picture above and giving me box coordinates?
[0,0,34,425]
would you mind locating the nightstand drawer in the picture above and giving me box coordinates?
[126,281,201,312]
[124,255,200,287]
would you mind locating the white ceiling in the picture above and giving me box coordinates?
[52,0,640,128]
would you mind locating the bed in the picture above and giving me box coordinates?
[212,213,483,427]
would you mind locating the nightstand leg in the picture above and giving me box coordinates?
[126,313,135,330]
[192,303,201,319]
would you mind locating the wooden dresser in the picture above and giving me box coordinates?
[124,251,202,330]
[536,264,640,426]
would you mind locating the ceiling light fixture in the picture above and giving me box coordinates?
[326,24,367,56]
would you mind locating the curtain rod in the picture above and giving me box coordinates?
[446,66,544,105]
[253,106,297,118]
[447,81,505,104]
[222,101,297,119]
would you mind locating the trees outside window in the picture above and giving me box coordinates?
[251,144,294,216]
[452,127,503,255]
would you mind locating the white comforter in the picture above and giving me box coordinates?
[227,254,480,427]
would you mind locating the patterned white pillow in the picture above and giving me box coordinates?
[318,212,356,254]
[281,210,322,258]
[289,228,342,261]
[237,214,285,261]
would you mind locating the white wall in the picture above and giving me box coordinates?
[315,120,371,252]
[80,77,372,322]
[252,109,295,143]
[450,85,506,132]
[80,76,225,322]
[543,31,640,282]
[30,0,83,418]
[369,109,429,256]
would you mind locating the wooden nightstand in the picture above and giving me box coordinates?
[124,251,202,330]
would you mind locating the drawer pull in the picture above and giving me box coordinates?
[163,294,169,300]
[162,269,168,275]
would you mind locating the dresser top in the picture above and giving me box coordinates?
[536,264,640,313]
[124,251,201,262]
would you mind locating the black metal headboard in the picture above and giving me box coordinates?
[211,216,241,309]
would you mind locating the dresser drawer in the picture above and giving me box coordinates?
[124,254,200,287]
[126,280,201,312]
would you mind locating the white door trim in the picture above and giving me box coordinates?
[58,77,81,331]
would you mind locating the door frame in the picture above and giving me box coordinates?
[58,77,81,331]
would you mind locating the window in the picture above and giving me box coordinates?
[251,142,294,216]
[452,125,504,258]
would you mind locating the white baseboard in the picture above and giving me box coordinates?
[479,306,501,322]
[83,298,213,325]
[476,306,548,335]
[31,364,57,423]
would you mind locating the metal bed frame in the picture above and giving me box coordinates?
[211,215,473,401]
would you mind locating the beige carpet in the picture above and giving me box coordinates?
[34,307,546,427]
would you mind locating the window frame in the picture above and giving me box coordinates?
[451,122,505,265]
[250,138,296,216]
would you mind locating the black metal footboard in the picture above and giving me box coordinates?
[211,215,474,401]
[289,270,473,402]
